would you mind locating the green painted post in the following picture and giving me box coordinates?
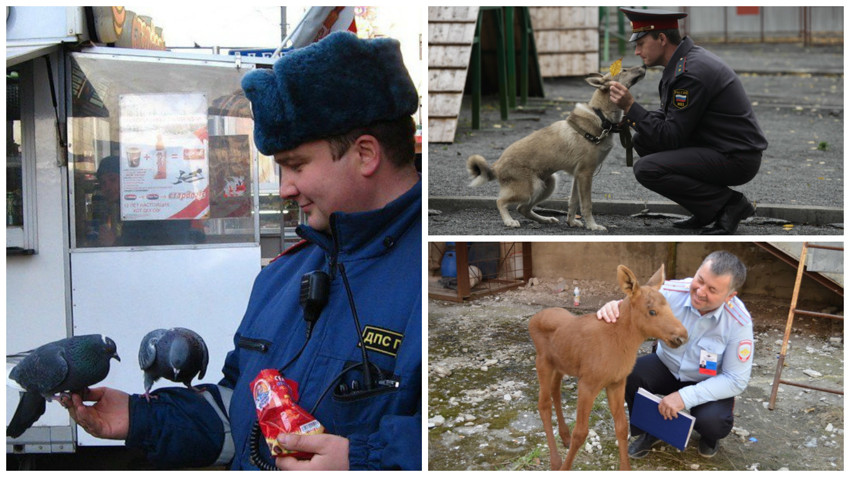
[601,7,610,64]
[519,7,529,106]
[471,11,482,129]
[493,8,509,120]
[618,8,626,56]
[505,7,517,109]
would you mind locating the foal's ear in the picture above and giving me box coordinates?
[617,265,640,297]
[646,264,665,290]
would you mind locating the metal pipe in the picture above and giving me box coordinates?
[791,309,844,320]
[456,242,471,299]
[778,380,844,395]
[768,244,807,410]
[806,243,843,252]
[768,353,786,409]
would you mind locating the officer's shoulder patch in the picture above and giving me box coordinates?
[673,89,689,109]
[662,279,690,293]
[737,339,753,362]
[674,56,688,77]
[269,239,310,264]
[725,297,752,327]
[360,326,404,357]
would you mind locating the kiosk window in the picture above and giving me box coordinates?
[7,67,31,252]
[7,70,23,228]
[69,53,258,248]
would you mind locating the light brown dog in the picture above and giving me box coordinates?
[528,264,688,470]
[467,64,646,231]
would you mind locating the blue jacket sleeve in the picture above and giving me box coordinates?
[125,385,231,469]
[347,413,422,470]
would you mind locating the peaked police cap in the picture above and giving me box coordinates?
[620,7,687,42]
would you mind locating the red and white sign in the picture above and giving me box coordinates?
[119,93,209,221]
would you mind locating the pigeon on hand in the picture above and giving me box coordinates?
[138,327,209,401]
[7,334,120,438]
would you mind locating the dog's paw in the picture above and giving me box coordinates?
[541,216,559,224]
[567,219,584,228]
[587,223,607,232]
[504,219,521,228]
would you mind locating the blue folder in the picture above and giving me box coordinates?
[630,387,696,451]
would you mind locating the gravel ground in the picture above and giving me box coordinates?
[427,278,844,471]
[428,206,843,236]
[427,43,844,236]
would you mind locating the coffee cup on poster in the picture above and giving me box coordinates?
[127,146,141,167]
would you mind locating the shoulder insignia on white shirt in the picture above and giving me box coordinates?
[725,298,752,326]
[737,339,753,362]
[662,279,690,293]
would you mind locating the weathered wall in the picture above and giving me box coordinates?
[428,241,842,305]
[529,242,842,305]
[530,242,671,283]
[600,6,843,42]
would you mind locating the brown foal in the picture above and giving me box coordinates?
[529,264,688,470]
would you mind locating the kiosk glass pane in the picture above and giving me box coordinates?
[6,70,24,231]
[69,53,259,248]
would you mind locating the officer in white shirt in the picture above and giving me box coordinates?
[597,251,753,459]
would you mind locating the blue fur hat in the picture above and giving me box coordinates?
[96,155,120,178]
[241,31,419,155]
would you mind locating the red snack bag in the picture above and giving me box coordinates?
[251,369,325,459]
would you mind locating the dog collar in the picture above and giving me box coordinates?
[567,108,624,145]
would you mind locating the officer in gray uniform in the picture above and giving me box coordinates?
[610,8,768,234]
[597,250,754,459]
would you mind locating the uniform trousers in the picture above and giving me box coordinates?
[626,353,735,445]
[632,135,762,224]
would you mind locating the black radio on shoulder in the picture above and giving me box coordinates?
[300,270,330,332]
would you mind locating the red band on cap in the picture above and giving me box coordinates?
[631,19,680,33]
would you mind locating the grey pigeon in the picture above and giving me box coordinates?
[7,334,120,438]
[138,327,209,400]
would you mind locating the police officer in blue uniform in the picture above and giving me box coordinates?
[610,8,768,234]
[598,251,754,459]
[62,32,422,470]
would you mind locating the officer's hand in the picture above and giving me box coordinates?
[658,391,686,420]
[596,300,622,323]
[275,432,350,470]
[609,82,635,113]
[60,387,130,440]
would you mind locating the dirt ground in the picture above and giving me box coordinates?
[428,277,844,471]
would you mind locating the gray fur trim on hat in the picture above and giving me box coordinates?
[241,31,419,155]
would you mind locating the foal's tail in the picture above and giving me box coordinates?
[466,154,496,187]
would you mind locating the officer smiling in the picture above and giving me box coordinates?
[61,31,422,471]
[609,8,768,235]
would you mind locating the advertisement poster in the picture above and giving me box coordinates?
[118,93,209,221]
[209,135,252,218]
